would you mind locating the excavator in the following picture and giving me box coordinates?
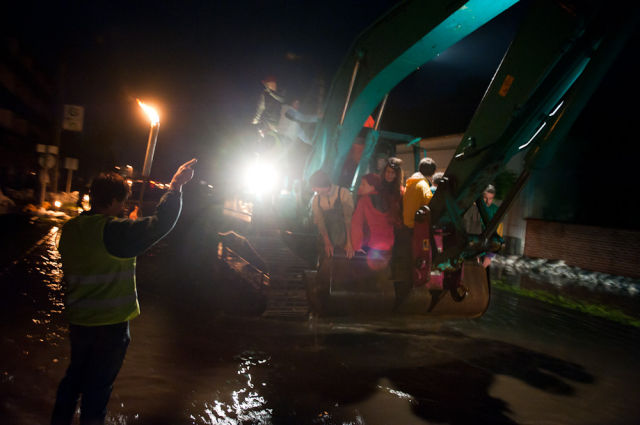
[217,0,638,319]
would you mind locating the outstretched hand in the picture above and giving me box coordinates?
[170,158,197,191]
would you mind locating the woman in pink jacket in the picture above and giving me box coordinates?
[351,173,394,270]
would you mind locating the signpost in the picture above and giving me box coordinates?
[63,157,79,193]
[52,105,84,192]
[36,144,59,206]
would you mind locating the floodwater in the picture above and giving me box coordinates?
[1,221,639,425]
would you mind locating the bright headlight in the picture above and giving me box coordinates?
[244,160,278,196]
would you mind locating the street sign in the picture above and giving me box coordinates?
[38,154,56,169]
[39,169,50,184]
[62,105,84,132]
[36,144,58,154]
[63,157,79,170]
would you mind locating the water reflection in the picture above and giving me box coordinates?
[376,383,414,402]
[190,352,272,425]
[38,226,65,344]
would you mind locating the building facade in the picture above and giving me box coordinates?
[0,37,56,192]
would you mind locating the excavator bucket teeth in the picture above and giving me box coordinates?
[396,262,490,318]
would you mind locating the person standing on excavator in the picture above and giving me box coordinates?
[252,76,285,155]
[278,98,320,192]
[310,169,355,260]
[402,157,437,228]
[394,157,436,296]
[463,184,504,268]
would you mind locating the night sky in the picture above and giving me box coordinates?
[4,1,638,228]
[5,1,532,180]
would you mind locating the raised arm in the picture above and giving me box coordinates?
[104,159,197,258]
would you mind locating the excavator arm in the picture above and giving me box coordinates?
[306,0,638,271]
[430,0,638,267]
[304,0,519,183]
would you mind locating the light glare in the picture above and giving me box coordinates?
[136,99,160,125]
[244,160,278,196]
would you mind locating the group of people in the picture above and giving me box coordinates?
[309,155,502,281]
[309,156,438,281]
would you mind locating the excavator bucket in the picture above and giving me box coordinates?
[307,257,489,318]
[395,261,490,318]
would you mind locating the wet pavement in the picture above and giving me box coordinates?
[1,212,640,425]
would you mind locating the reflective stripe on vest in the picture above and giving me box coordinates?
[66,270,135,286]
[58,214,140,326]
[67,294,138,309]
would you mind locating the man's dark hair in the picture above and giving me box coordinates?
[418,157,437,178]
[309,169,331,189]
[89,172,130,209]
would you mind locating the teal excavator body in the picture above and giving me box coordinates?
[218,0,638,318]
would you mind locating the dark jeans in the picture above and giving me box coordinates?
[391,226,412,282]
[51,321,130,425]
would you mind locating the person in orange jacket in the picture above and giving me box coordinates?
[402,157,437,228]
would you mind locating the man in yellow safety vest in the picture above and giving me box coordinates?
[51,158,196,425]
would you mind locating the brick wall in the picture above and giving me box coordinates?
[524,219,640,278]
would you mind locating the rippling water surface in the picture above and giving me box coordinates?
[1,224,639,425]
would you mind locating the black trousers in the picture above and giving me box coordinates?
[51,321,130,425]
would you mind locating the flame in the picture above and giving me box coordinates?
[136,99,160,125]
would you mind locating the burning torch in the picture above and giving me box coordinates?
[136,99,160,203]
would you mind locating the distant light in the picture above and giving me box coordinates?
[285,52,302,61]
[126,179,133,186]
[81,194,91,211]
[136,99,160,125]
[455,152,465,158]
[519,122,547,150]
[54,200,62,208]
